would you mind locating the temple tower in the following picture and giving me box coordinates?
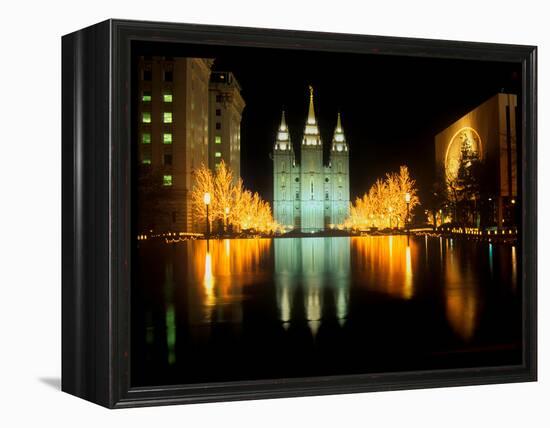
[329,112,350,226]
[273,111,298,229]
[300,86,325,232]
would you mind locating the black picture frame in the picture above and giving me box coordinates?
[61,19,537,408]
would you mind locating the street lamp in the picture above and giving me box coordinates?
[405,192,411,233]
[204,192,211,239]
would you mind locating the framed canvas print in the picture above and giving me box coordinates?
[62,19,537,408]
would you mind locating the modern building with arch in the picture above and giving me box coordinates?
[435,92,518,227]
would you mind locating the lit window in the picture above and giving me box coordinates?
[142,112,151,123]
[215,136,222,144]
[142,91,152,102]
[163,92,173,103]
[215,152,222,158]
[163,112,173,123]
[163,175,173,186]
[142,152,151,165]
[142,133,151,144]
[163,133,172,144]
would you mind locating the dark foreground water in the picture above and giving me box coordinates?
[132,236,521,387]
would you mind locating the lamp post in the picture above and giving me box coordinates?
[204,192,211,239]
[405,192,411,234]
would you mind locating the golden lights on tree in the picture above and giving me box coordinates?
[346,165,420,230]
[191,161,279,233]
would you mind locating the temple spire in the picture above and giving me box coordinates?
[275,110,291,151]
[303,86,321,145]
[307,85,316,125]
[280,110,287,130]
[332,111,347,152]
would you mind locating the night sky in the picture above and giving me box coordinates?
[134,41,521,203]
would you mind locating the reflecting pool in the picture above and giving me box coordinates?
[132,236,521,386]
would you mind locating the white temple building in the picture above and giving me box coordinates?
[272,87,350,232]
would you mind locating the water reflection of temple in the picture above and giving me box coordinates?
[275,237,351,336]
[139,234,520,370]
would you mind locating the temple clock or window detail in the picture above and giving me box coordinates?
[273,87,350,232]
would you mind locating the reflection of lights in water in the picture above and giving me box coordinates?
[224,239,230,257]
[511,245,517,290]
[165,304,176,365]
[404,245,413,299]
[194,239,262,325]
[306,286,322,337]
[351,236,415,299]
[488,243,494,276]
[274,238,350,332]
[280,285,292,326]
[439,236,443,264]
[446,291,477,341]
[444,245,479,341]
[335,287,348,326]
[203,250,216,307]
[424,235,429,268]
[425,234,428,252]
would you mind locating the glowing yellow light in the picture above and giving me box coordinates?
[203,192,211,205]
[444,127,483,183]
[404,245,413,299]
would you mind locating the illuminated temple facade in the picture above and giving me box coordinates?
[273,87,350,232]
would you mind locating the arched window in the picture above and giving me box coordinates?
[281,161,286,172]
